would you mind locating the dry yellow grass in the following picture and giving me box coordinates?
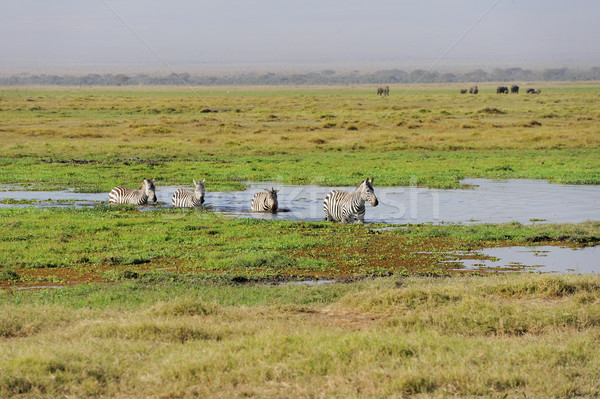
[1,274,600,397]
[1,84,599,159]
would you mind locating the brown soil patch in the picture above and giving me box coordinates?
[291,233,467,275]
[0,262,183,290]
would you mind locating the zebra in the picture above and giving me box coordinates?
[108,178,157,205]
[251,187,279,213]
[171,179,205,208]
[323,178,378,223]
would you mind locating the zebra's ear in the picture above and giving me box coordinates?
[201,178,205,185]
[369,177,374,184]
[152,177,156,183]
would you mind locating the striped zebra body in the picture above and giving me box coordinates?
[324,178,378,223]
[251,188,279,213]
[172,179,205,208]
[108,178,156,205]
[108,187,150,205]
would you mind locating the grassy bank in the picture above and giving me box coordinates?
[0,149,598,193]
[1,207,598,288]
[2,274,600,397]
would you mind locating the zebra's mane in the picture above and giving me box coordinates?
[137,178,152,190]
[357,179,372,191]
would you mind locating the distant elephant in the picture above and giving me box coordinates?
[460,89,467,94]
[527,88,541,94]
[511,85,519,94]
[496,86,509,94]
[377,85,390,96]
[469,85,478,94]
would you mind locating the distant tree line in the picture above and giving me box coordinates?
[2,66,600,86]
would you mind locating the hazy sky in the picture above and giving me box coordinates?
[2,0,599,73]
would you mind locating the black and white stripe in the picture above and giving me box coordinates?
[172,179,205,208]
[251,187,279,213]
[108,178,157,205]
[323,178,378,223]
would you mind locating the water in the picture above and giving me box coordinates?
[1,178,599,224]
[448,246,600,274]
[0,188,107,207]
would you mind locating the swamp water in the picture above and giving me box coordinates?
[1,178,598,225]
[2,179,598,274]
[446,246,600,274]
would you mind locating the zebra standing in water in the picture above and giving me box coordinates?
[251,187,279,213]
[323,178,378,223]
[171,179,205,208]
[108,178,157,205]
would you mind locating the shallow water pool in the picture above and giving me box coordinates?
[1,178,599,225]
[447,245,600,274]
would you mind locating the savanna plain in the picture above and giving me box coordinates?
[1,83,600,398]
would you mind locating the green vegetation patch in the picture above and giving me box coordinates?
[0,208,598,287]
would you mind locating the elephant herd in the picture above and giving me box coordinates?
[459,86,480,94]
[377,85,541,95]
[460,84,541,95]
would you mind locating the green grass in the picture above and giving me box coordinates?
[0,149,598,193]
[1,274,600,397]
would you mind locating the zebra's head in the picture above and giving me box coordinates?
[264,187,280,211]
[359,178,378,207]
[143,178,157,202]
[193,178,206,204]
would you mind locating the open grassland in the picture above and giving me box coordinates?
[0,83,599,191]
[1,274,600,398]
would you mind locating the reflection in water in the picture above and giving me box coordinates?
[1,178,599,225]
[448,246,600,274]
